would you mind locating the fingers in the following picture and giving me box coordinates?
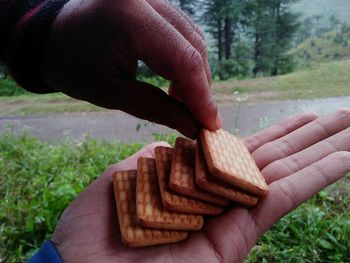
[146,0,211,85]
[250,151,350,237]
[128,1,220,130]
[252,109,350,169]
[122,80,200,137]
[242,112,319,153]
[93,79,199,137]
[262,127,350,183]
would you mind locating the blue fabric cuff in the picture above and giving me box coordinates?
[28,240,62,263]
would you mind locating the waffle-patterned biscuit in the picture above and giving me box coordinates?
[136,158,203,231]
[199,129,268,196]
[112,170,188,247]
[169,137,229,206]
[195,142,258,206]
[154,146,224,215]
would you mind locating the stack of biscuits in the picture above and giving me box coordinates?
[112,129,268,247]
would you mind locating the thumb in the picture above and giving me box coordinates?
[91,80,200,138]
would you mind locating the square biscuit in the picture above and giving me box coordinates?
[199,129,268,196]
[195,142,258,206]
[169,137,229,206]
[154,146,224,215]
[112,170,188,247]
[136,157,203,231]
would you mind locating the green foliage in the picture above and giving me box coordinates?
[169,0,196,15]
[246,186,350,262]
[137,62,169,88]
[333,33,345,44]
[0,132,144,262]
[219,59,350,101]
[152,132,177,146]
[0,79,28,96]
[290,30,350,69]
[137,76,169,88]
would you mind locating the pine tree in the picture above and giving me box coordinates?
[247,0,299,76]
[170,0,196,15]
[270,0,300,75]
[203,0,244,61]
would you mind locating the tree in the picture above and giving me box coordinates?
[295,17,314,45]
[202,0,246,79]
[270,0,300,75]
[170,0,196,15]
[245,0,275,76]
[247,0,299,76]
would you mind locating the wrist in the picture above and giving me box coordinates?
[1,0,69,94]
[28,240,62,263]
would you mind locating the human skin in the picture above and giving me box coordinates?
[51,109,350,263]
[42,0,221,138]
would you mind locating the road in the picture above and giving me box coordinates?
[1,96,349,143]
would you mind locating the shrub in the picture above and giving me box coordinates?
[0,79,28,96]
[0,132,143,261]
[333,33,344,45]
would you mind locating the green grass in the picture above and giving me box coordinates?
[0,132,349,262]
[0,93,102,116]
[0,79,29,96]
[289,30,350,70]
[213,59,350,101]
[0,78,168,116]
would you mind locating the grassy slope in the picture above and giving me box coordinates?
[289,30,350,70]
[213,59,350,101]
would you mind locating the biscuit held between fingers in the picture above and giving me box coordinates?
[155,146,224,215]
[195,142,258,207]
[199,129,268,196]
[112,170,188,247]
[169,137,230,206]
[136,157,203,231]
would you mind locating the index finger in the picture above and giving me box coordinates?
[129,1,221,130]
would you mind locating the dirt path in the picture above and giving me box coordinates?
[1,96,349,143]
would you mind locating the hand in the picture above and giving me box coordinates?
[42,0,221,137]
[51,109,350,262]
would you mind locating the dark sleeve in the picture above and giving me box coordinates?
[0,0,69,94]
[27,240,62,263]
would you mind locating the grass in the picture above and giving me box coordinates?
[289,30,350,70]
[0,132,349,262]
[0,78,29,96]
[213,59,350,101]
[1,59,350,115]
[0,92,102,116]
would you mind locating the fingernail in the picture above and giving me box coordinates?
[215,112,223,129]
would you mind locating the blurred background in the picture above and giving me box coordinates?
[0,0,349,262]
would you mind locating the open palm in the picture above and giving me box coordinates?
[51,110,350,263]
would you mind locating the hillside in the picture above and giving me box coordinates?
[289,30,350,70]
[213,59,350,101]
